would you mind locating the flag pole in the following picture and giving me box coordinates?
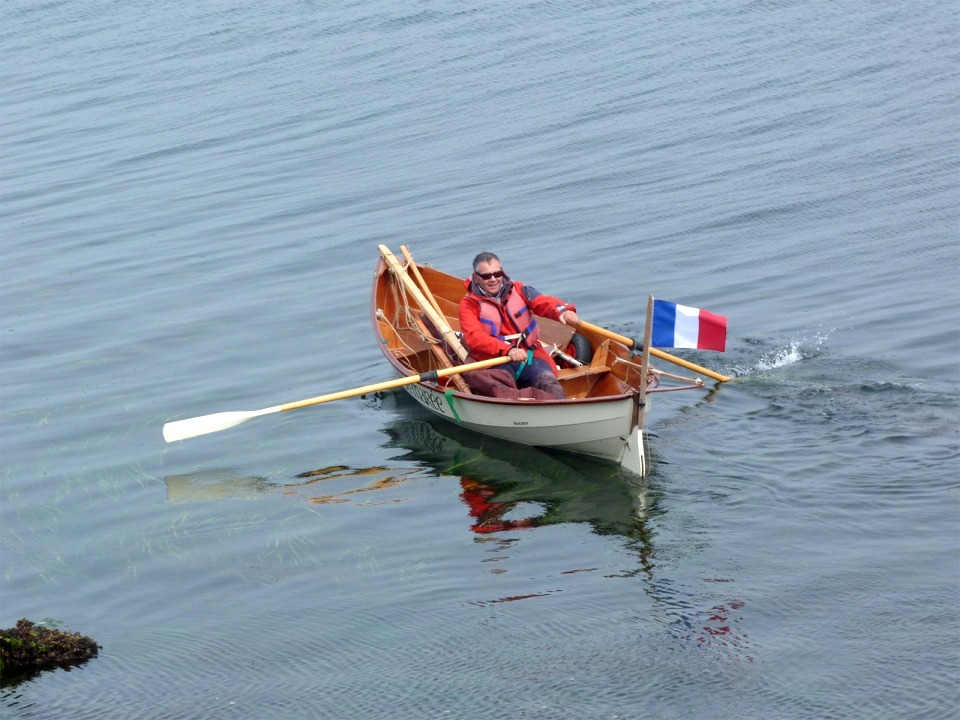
[639,294,654,409]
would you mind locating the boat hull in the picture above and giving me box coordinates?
[400,371,647,476]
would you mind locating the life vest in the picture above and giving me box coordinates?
[475,284,541,350]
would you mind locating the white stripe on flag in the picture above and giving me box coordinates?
[673,303,701,348]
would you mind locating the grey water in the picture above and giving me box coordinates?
[1,1,957,718]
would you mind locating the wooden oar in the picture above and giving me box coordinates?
[575,319,732,383]
[163,356,511,443]
[410,312,472,394]
[379,244,469,362]
[400,245,443,317]
[399,245,471,394]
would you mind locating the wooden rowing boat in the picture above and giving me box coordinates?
[161,244,722,454]
[371,245,711,476]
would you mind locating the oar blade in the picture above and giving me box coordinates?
[163,409,269,443]
[162,357,512,444]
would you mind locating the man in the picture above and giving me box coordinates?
[458,251,579,399]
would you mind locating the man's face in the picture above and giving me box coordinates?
[474,259,505,295]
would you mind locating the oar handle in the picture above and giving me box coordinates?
[575,319,732,383]
[576,320,643,351]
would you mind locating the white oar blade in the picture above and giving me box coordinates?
[162,357,514,444]
[163,409,273,443]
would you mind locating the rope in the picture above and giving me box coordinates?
[611,355,701,386]
[389,270,443,347]
[376,309,422,360]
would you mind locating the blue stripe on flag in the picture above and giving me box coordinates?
[651,299,677,347]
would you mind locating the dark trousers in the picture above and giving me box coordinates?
[506,357,566,399]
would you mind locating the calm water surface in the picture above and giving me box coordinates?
[2,1,958,718]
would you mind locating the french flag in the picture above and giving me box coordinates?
[651,299,727,351]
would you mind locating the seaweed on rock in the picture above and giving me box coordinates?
[1,619,100,684]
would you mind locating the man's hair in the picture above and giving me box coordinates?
[472,252,500,271]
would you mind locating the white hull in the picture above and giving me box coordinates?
[402,381,647,476]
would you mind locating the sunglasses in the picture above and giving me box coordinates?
[475,270,505,280]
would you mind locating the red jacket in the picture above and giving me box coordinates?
[458,277,576,373]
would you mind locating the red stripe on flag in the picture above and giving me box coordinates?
[697,309,727,351]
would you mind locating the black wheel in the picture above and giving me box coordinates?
[567,332,593,365]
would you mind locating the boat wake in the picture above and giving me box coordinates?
[749,329,834,373]
[756,341,806,371]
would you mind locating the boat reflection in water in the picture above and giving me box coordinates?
[164,413,657,545]
[381,412,657,544]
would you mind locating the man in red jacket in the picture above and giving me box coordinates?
[458,252,579,399]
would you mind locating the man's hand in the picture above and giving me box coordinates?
[560,309,579,325]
